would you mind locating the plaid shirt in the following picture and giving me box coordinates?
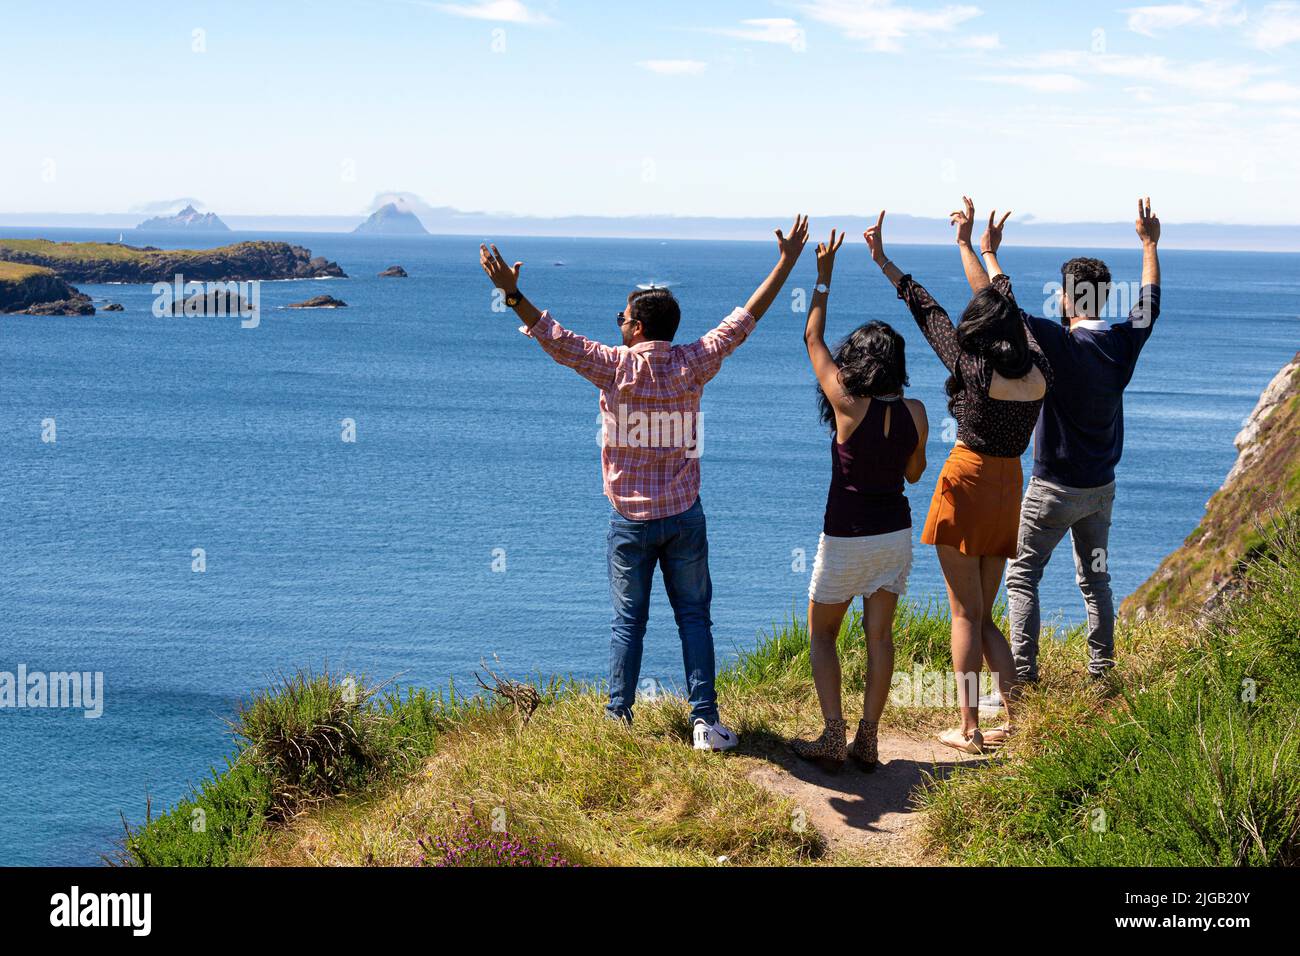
[522,307,757,520]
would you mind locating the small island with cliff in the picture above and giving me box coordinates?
[0,261,94,315]
[0,239,349,315]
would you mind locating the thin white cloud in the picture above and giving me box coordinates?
[1251,2,1300,50]
[999,50,1299,102]
[981,73,1087,93]
[710,17,805,46]
[434,0,549,24]
[1124,0,1245,37]
[638,59,708,75]
[797,0,982,52]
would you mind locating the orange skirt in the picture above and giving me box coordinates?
[921,445,1023,558]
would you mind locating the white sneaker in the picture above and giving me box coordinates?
[693,718,739,752]
[978,689,1003,709]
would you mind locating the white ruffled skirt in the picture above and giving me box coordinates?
[808,528,913,604]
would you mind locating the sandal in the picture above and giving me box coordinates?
[980,724,1015,747]
[791,718,847,773]
[938,727,984,754]
[849,719,879,772]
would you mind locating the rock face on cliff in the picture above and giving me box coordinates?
[1123,351,1300,618]
[0,262,94,315]
[0,239,347,283]
[353,202,428,235]
[136,204,231,231]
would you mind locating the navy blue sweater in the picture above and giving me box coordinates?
[993,274,1161,489]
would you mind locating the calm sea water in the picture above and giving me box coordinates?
[1,228,1296,865]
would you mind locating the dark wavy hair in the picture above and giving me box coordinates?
[627,287,681,341]
[945,287,1032,417]
[1061,256,1112,322]
[817,320,909,431]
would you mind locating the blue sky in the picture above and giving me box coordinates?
[1,0,1297,223]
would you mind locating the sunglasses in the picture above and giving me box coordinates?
[616,311,637,328]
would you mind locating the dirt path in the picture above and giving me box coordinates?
[746,734,984,864]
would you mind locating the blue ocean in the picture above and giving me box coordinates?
[2,228,1296,865]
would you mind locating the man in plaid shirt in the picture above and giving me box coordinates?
[479,216,809,750]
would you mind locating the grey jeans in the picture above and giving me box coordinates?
[1006,477,1116,682]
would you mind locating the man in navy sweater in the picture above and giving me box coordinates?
[954,198,1162,685]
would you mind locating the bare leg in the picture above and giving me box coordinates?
[862,589,899,723]
[936,545,985,735]
[978,555,1016,723]
[808,598,852,722]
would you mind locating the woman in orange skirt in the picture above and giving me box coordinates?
[865,206,1052,753]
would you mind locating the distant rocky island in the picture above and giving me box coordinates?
[0,239,347,284]
[353,203,428,236]
[378,264,408,278]
[287,294,348,309]
[136,204,230,231]
[170,289,255,316]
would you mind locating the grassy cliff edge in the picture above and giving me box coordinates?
[120,354,1300,868]
[121,515,1299,867]
[1124,351,1300,618]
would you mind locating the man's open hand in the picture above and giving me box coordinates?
[775,214,810,262]
[479,243,522,292]
[1136,197,1160,246]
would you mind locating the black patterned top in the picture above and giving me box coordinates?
[897,274,1052,459]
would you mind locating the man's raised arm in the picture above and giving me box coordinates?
[479,243,542,328]
[743,214,810,320]
[1129,197,1162,332]
[686,215,809,384]
[479,243,618,390]
[1136,197,1161,288]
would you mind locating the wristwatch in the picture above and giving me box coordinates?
[813,282,831,295]
[504,289,523,308]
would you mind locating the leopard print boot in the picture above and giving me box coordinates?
[849,719,879,772]
[791,718,847,772]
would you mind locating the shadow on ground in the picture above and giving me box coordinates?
[741,727,987,859]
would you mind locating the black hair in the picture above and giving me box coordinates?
[626,287,681,341]
[817,320,909,431]
[1061,256,1112,321]
[945,287,1033,417]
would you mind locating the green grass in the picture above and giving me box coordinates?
[0,238,295,264]
[0,239,153,263]
[0,260,55,282]
[920,512,1300,866]
[118,516,1300,868]
[117,677,479,865]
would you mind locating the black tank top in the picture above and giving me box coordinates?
[823,397,917,537]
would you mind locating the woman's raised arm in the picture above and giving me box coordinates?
[804,228,852,413]
[866,211,961,373]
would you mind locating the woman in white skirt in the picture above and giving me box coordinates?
[791,229,929,771]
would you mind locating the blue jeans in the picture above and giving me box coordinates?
[605,497,718,724]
